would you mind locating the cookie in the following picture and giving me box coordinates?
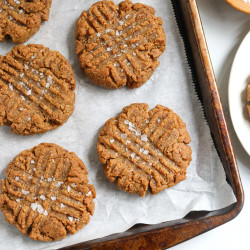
[97,103,192,197]
[75,0,166,89]
[0,143,96,241]
[0,0,52,43]
[247,83,250,117]
[0,44,76,135]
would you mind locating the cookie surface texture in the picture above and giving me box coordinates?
[0,143,96,241]
[97,103,192,197]
[75,0,166,89]
[0,0,52,43]
[0,44,76,135]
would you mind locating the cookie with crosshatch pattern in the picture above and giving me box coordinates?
[0,44,75,135]
[0,0,52,43]
[0,143,96,241]
[97,103,192,197]
[75,0,166,89]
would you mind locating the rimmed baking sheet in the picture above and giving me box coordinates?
[0,0,236,249]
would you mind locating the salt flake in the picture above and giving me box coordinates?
[47,75,53,84]
[68,216,73,222]
[40,195,46,200]
[9,84,13,91]
[60,203,66,208]
[31,202,38,211]
[51,196,56,201]
[121,133,127,139]
[37,204,44,214]
[31,54,37,60]
[56,181,63,187]
[86,191,92,197]
[141,134,148,142]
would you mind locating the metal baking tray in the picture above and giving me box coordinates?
[61,0,244,248]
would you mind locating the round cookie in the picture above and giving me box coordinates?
[75,0,166,89]
[0,44,76,135]
[97,103,192,197]
[0,143,96,241]
[0,0,52,43]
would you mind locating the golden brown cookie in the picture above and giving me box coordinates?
[247,83,250,117]
[0,143,96,241]
[75,0,166,89]
[0,0,52,43]
[97,103,192,197]
[0,44,76,135]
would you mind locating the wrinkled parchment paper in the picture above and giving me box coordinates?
[0,0,236,249]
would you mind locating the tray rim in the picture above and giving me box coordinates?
[61,0,244,249]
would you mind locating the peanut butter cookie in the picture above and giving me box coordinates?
[97,103,192,197]
[0,0,52,43]
[0,143,96,241]
[0,44,76,135]
[75,0,166,89]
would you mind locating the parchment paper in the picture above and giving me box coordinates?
[0,0,236,249]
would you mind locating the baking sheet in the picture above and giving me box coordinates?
[0,0,236,249]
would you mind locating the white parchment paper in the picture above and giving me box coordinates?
[0,0,236,249]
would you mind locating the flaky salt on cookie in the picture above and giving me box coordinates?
[97,103,192,197]
[75,0,166,89]
[0,143,96,241]
[0,44,75,135]
[0,0,52,43]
